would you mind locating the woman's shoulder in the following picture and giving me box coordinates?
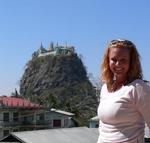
[101,83,107,90]
[129,79,150,94]
[130,79,149,87]
[100,83,108,94]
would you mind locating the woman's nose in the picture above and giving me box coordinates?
[115,61,121,66]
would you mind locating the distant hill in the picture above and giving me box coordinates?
[19,46,98,126]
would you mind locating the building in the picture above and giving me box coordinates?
[46,108,75,128]
[36,43,75,57]
[0,96,76,139]
[89,116,99,128]
[0,96,47,138]
[0,127,99,143]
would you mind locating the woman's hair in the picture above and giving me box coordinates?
[101,39,143,85]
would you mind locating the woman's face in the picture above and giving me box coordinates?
[109,47,130,83]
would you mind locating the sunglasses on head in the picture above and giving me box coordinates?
[109,39,134,46]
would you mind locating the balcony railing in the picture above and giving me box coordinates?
[0,121,21,127]
[0,120,50,127]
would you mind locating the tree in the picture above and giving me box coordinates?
[11,88,19,97]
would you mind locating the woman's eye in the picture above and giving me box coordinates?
[112,58,117,62]
[120,59,127,63]
[110,59,116,64]
[110,58,128,65]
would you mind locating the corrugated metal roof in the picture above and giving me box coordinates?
[89,116,99,121]
[11,127,98,143]
[51,108,75,116]
[1,126,150,143]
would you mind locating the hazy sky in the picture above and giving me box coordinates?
[0,0,150,95]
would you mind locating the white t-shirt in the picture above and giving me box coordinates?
[97,79,150,143]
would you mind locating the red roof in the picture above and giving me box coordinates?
[0,96,42,108]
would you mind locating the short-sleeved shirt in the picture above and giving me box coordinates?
[97,79,150,143]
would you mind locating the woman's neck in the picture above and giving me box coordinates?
[111,82,123,92]
[110,79,127,92]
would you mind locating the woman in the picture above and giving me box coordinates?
[97,39,150,143]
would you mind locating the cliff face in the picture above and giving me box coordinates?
[20,53,98,126]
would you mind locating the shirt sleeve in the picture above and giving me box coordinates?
[135,81,150,128]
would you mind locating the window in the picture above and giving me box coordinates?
[13,129,19,132]
[3,112,9,122]
[53,119,61,127]
[37,113,44,121]
[3,130,9,137]
[13,112,19,122]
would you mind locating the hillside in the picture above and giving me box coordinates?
[19,47,98,126]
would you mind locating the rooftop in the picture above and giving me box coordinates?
[0,127,98,143]
[0,96,42,109]
[51,108,75,116]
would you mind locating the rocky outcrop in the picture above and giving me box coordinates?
[20,52,98,126]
